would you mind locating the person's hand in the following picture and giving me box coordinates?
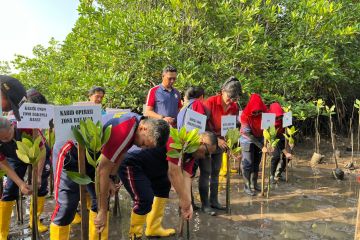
[284,152,292,159]
[218,138,228,151]
[163,117,175,125]
[109,180,121,197]
[37,175,42,189]
[20,183,32,195]
[94,210,107,233]
[289,143,295,150]
[181,204,193,220]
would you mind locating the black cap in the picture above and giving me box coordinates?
[0,75,27,121]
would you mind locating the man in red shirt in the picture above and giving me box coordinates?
[200,76,242,215]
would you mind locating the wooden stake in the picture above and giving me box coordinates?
[226,151,231,214]
[354,190,360,240]
[78,144,89,240]
[31,130,40,240]
[48,129,54,196]
[261,143,267,197]
[285,138,289,183]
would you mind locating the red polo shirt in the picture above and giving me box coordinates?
[204,95,239,136]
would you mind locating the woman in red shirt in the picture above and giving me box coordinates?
[200,76,241,215]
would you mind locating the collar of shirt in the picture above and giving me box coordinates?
[160,84,173,92]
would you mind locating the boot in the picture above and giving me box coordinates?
[71,212,81,225]
[199,178,216,216]
[0,200,15,240]
[89,210,109,240]
[210,181,226,210]
[145,197,176,237]
[29,196,48,233]
[129,211,146,239]
[250,172,261,192]
[243,171,255,196]
[219,152,227,177]
[49,223,70,240]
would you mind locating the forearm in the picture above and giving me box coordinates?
[244,132,263,149]
[110,155,124,176]
[0,160,25,188]
[97,155,113,213]
[145,108,163,119]
[168,164,186,198]
[182,174,192,203]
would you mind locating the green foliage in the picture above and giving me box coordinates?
[44,129,56,149]
[355,99,360,109]
[65,171,93,185]
[67,119,112,185]
[16,135,46,165]
[225,128,241,154]
[167,127,201,164]
[284,126,298,146]
[3,0,358,113]
[0,169,6,178]
[263,126,280,148]
[72,119,112,157]
[325,105,336,116]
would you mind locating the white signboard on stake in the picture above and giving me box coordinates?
[283,111,293,128]
[54,105,102,142]
[184,109,207,133]
[261,113,276,130]
[221,115,237,137]
[17,103,54,129]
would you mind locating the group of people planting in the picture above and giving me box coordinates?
[0,65,293,240]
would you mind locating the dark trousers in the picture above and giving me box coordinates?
[270,140,286,176]
[51,149,97,226]
[241,143,262,173]
[198,149,223,207]
[1,152,51,201]
[119,164,170,215]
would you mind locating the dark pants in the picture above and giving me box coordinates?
[51,146,97,226]
[270,140,286,177]
[198,149,223,207]
[119,165,170,215]
[119,146,171,215]
[241,143,262,173]
[1,147,51,201]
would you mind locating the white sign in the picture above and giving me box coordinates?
[261,113,276,129]
[54,105,102,142]
[17,103,54,129]
[184,109,207,133]
[283,111,293,128]
[221,115,237,137]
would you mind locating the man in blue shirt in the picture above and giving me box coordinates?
[145,65,182,127]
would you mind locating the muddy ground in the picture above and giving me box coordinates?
[6,138,360,239]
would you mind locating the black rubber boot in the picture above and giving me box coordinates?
[243,171,255,196]
[210,182,226,210]
[199,184,216,216]
[250,172,261,192]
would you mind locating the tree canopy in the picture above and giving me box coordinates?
[2,0,359,119]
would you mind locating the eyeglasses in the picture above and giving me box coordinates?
[203,143,211,159]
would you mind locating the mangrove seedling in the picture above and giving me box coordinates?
[16,134,46,240]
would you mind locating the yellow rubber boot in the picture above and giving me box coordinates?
[219,152,228,177]
[49,223,70,240]
[89,210,109,240]
[129,211,146,239]
[71,212,81,225]
[145,197,175,237]
[29,196,48,232]
[0,200,15,240]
